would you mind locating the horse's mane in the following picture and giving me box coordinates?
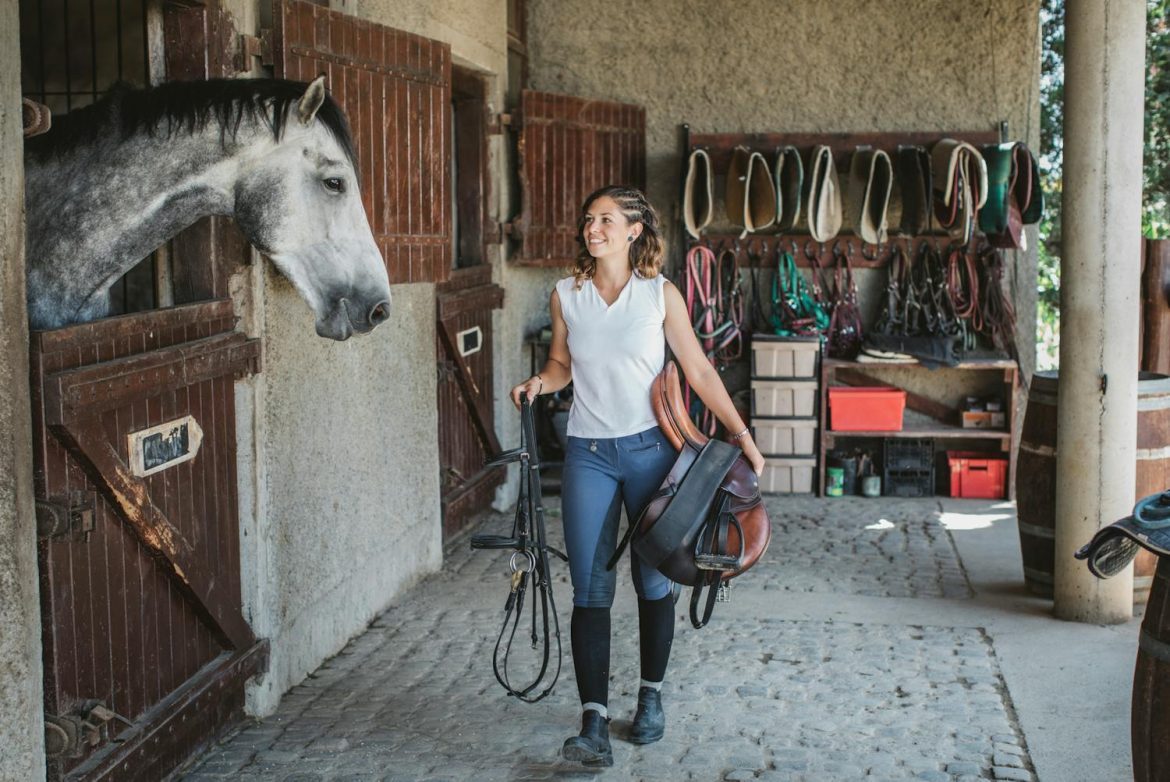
[25,78,357,170]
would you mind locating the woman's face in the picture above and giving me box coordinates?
[582,196,640,260]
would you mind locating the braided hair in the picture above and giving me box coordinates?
[572,185,666,287]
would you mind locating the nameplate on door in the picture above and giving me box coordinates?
[127,416,204,477]
[457,326,483,357]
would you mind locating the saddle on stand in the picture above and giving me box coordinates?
[470,396,567,703]
[607,362,771,629]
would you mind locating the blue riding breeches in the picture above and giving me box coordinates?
[561,427,677,608]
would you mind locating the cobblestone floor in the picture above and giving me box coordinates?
[755,497,972,599]
[180,497,1032,782]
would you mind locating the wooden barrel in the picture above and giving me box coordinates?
[1136,375,1170,603]
[1133,557,1170,782]
[1016,371,1170,602]
[1016,371,1058,597]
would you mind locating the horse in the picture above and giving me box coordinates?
[22,76,391,341]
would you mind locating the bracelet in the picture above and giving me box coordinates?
[533,374,544,395]
[731,427,750,441]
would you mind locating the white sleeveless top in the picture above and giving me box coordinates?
[556,273,667,438]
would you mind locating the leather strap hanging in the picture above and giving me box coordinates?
[824,245,863,359]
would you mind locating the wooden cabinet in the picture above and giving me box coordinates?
[817,358,1019,498]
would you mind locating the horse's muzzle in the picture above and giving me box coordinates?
[316,295,392,340]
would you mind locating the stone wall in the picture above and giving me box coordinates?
[525,0,1043,384]
[0,0,45,776]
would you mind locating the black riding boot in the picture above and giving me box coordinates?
[562,709,613,766]
[629,686,665,744]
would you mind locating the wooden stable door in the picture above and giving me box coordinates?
[32,301,263,781]
[437,67,505,540]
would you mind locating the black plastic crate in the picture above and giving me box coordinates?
[883,438,935,471]
[883,468,934,498]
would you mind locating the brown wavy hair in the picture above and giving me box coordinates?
[572,185,666,287]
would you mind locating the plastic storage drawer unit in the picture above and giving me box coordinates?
[752,418,817,456]
[828,387,906,431]
[751,335,821,379]
[759,457,815,494]
[752,380,818,418]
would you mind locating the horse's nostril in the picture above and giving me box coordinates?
[368,300,390,326]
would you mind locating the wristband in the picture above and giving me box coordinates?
[731,427,750,441]
[533,375,544,395]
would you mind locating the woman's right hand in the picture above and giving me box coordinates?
[510,376,544,409]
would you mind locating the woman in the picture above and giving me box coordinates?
[510,185,765,767]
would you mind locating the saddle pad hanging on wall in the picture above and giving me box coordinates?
[684,148,714,239]
[800,145,843,243]
[892,145,933,236]
[843,147,893,245]
[773,145,804,232]
[931,139,988,246]
[726,146,777,239]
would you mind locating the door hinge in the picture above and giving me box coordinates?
[488,112,515,135]
[36,492,96,543]
[237,29,273,72]
[44,701,129,759]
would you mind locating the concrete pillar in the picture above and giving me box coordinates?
[1053,0,1147,623]
[0,0,47,777]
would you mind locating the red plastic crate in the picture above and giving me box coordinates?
[947,451,1008,499]
[828,387,906,431]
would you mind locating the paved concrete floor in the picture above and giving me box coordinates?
[179,496,1140,781]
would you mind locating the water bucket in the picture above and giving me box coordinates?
[860,475,881,497]
[826,467,845,497]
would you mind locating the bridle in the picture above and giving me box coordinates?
[470,396,566,703]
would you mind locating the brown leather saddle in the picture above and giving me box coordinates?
[608,362,772,628]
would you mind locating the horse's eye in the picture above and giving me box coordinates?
[323,177,345,194]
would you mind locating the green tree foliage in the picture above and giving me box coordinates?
[1037,0,1169,369]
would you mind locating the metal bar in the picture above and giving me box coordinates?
[37,0,48,101]
[63,0,72,111]
[141,0,150,86]
[90,0,98,100]
[116,0,124,81]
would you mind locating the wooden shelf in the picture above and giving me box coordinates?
[818,358,1019,498]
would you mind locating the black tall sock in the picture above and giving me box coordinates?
[571,606,611,709]
[638,595,675,684]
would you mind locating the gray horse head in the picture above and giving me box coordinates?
[231,77,390,339]
[23,76,391,340]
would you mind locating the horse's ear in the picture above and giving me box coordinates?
[297,75,328,126]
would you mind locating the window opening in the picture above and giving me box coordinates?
[19,0,171,319]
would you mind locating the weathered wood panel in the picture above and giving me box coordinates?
[437,268,505,539]
[32,300,261,780]
[514,89,645,267]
